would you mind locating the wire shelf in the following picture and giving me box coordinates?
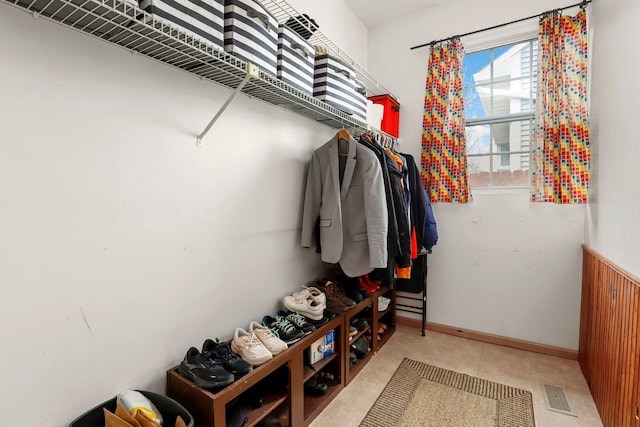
[257,0,394,97]
[4,0,397,140]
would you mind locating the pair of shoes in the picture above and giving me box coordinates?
[202,338,253,379]
[378,296,391,311]
[306,314,329,327]
[342,277,370,302]
[351,336,371,359]
[282,287,326,320]
[317,279,355,313]
[277,310,316,335]
[305,375,328,396]
[249,321,288,354]
[317,371,335,381]
[231,327,274,366]
[263,314,306,344]
[358,275,380,293]
[378,322,390,335]
[178,347,235,389]
[351,317,369,332]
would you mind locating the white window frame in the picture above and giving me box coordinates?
[463,36,538,189]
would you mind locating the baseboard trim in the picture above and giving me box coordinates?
[396,317,578,360]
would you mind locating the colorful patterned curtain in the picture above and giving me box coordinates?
[420,38,470,203]
[531,10,590,203]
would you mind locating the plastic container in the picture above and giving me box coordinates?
[69,390,194,427]
[368,94,400,138]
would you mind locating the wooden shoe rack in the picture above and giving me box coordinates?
[166,288,395,427]
[345,287,395,385]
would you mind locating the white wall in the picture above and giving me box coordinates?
[367,0,586,349]
[0,2,366,425]
[586,0,640,279]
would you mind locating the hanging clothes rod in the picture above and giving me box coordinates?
[409,0,591,50]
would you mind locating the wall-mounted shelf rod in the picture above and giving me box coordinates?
[197,63,260,145]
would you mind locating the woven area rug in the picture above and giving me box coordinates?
[359,358,535,427]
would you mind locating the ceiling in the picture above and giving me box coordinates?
[343,0,448,28]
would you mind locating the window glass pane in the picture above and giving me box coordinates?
[463,50,491,87]
[464,86,489,118]
[491,154,530,186]
[468,156,490,187]
[493,42,528,79]
[491,120,532,154]
[492,78,533,115]
[465,124,490,155]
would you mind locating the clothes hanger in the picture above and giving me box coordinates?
[336,128,350,157]
[337,129,350,141]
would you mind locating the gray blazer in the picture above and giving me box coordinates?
[301,135,388,277]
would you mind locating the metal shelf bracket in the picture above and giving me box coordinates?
[196,63,260,145]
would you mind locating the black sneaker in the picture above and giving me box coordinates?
[262,315,305,344]
[306,314,329,327]
[351,317,369,331]
[178,347,234,389]
[343,277,365,302]
[278,310,316,335]
[202,338,253,379]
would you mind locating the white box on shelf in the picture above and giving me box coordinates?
[367,101,384,130]
[313,54,357,115]
[223,0,278,76]
[139,0,224,49]
[309,330,336,364]
[277,24,315,95]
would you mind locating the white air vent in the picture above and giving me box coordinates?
[542,384,577,417]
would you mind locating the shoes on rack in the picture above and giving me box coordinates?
[317,371,335,381]
[351,317,369,332]
[318,279,356,307]
[365,274,382,292]
[202,338,253,379]
[342,277,366,302]
[262,315,306,344]
[349,350,357,366]
[348,325,358,341]
[378,296,391,311]
[334,281,357,307]
[178,347,235,389]
[306,314,329,327]
[248,321,288,355]
[282,288,325,320]
[230,328,273,366]
[357,275,379,294]
[277,310,316,335]
[317,280,351,313]
[301,286,327,306]
[304,375,328,396]
[378,322,389,334]
[351,336,371,359]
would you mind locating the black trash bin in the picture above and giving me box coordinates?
[69,390,194,427]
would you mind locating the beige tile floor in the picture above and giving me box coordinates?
[310,325,603,427]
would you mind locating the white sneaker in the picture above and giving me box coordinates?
[230,328,273,366]
[283,292,325,320]
[249,321,288,355]
[378,296,391,311]
[300,286,327,306]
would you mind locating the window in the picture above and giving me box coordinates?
[463,39,538,187]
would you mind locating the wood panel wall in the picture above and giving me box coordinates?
[579,245,640,426]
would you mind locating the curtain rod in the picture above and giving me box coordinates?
[409,0,591,50]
